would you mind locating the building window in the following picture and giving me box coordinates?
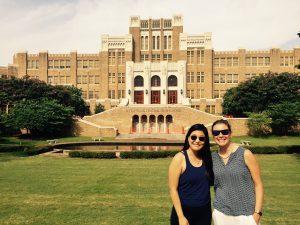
[214,74,219,83]
[186,89,195,98]
[233,74,239,83]
[220,74,225,83]
[48,60,54,69]
[197,49,204,64]
[280,56,294,66]
[227,74,233,83]
[141,54,149,61]
[48,76,53,84]
[141,20,149,29]
[118,73,125,83]
[168,35,172,49]
[77,75,81,84]
[118,51,125,65]
[233,57,239,66]
[83,60,88,68]
[187,72,194,83]
[27,60,39,69]
[54,60,59,69]
[205,105,216,114]
[163,54,172,61]
[108,73,115,84]
[152,20,160,29]
[197,89,204,98]
[82,91,87,99]
[227,58,232,67]
[152,36,156,50]
[141,36,145,50]
[109,51,116,65]
[89,91,94,99]
[214,58,220,67]
[118,90,125,99]
[197,72,204,83]
[94,91,99,99]
[152,54,160,62]
[220,58,226,67]
[82,75,87,84]
[151,75,161,87]
[89,75,94,84]
[66,60,71,68]
[134,76,144,87]
[168,75,177,86]
[187,50,194,64]
[108,90,115,99]
[95,75,100,84]
[164,19,172,28]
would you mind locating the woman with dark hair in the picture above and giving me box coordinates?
[211,119,264,225]
[169,124,214,225]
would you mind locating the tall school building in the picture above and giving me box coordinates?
[1,16,299,136]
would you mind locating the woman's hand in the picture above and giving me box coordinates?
[179,216,189,225]
[252,213,260,224]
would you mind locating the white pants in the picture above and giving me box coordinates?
[213,209,260,225]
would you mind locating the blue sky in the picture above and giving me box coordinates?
[0,0,299,66]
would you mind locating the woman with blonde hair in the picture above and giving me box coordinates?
[211,119,264,225]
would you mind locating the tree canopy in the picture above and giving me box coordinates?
[223,72,300,117]
[0,76,87,116]
[5,99,74,137]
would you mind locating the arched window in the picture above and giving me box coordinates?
[134,76,144,87]
[151,75,161,87]
[166,115,173,123]
[168,75,177,86]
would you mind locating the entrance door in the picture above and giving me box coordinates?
[134,91,144,104]
[168,90,177,104]
[151,91,160,104]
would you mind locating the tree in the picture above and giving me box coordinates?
[247,112,272,136]
[0,76,87,116]
[95,103,105,114]
[5,99,74,137]
[223,73,300,117]
[267,101,300,135]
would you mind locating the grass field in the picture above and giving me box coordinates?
[0,152,299,225]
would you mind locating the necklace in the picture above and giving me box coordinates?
[218,149,232,159]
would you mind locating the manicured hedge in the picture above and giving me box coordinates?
[67,145,299,160]
[0,145,24,152]
[24,145,54,156]
[247,145,300,154]
[120,150,178,159]
[69,151,116,159]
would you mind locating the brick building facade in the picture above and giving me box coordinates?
[1,15,299,115]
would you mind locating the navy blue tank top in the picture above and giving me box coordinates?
[178,150,210,207]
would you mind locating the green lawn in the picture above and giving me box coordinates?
[0,153,299,225]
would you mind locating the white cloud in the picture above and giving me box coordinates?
[0,0,299,65]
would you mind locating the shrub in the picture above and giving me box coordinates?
[24,145,54,156]
[69,151,116,159]
[246,145,300,154]
[120,150,178,159]
[247,112,272,136]
[0,145,24,152]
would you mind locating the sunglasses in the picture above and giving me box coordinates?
[190,135,206,142]
[212,129,230,136]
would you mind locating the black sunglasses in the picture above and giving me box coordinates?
[190,135,206,142]
[212,129,230,136]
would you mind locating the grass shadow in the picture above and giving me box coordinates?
[0,151,28,162]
